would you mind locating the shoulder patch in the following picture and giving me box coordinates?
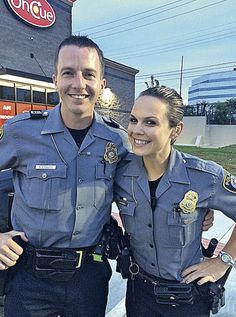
[102,116,127,132]
[0,125,4,140]
[29,110,49,119]
[223,171,236,193]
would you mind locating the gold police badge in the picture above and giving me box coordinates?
[104,142,118,164]
[179,190,198,213]
[223,171,236,193]
[0,126,4,140]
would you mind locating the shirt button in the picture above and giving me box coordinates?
[41,173,48,179]
[76,206,83,210]
[73,231,80,236]
[151,263,155,267]
[148,224,152,228]
[78,179,83,183]
[149,244,154,248]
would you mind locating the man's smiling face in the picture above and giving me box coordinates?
[53,45,105,126]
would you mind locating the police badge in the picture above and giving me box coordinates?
[223,171,236,193]
[104,142,118,164]
[179,190,198,213]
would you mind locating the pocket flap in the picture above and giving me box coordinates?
[27,163,67,179]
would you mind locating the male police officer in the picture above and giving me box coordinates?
[0,35,129,317]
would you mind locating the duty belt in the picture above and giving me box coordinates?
[20,244,95,281]
[130,263,195,306]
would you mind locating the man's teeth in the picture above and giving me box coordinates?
[134,139,149,145]
[71,94,87,99]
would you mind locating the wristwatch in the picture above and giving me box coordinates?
[218,251,236,268]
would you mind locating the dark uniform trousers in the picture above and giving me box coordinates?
[4,257,112,317]
[126,277,211,317]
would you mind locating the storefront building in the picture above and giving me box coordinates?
[0,0,138,127]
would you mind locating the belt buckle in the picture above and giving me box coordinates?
[76,250,83,268]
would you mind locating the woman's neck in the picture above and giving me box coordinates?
[143,151,171,181]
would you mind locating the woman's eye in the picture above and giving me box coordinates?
[129,117,137,123]
[145,120,156,126]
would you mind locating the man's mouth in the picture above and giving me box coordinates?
[68,94,89,100]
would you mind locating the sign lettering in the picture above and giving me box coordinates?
[5,0,56,28]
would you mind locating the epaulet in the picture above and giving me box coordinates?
[29,110,49,119]
[183,155,220,176]
[102,116,127,132]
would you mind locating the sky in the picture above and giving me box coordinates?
[72,0,236,104]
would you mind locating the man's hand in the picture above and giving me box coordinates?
[0,230,28,270]
[202,209,214,231]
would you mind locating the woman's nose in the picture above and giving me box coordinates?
[129,122,144,134]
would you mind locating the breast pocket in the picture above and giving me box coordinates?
[94,162,114,210]
[116,200,136,235]
[167,210,198,246]
[26,163,67,210]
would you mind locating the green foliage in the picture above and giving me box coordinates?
[174,145,236,175]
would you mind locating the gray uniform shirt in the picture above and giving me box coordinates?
[114,149,236,281]
[0,105,129,248]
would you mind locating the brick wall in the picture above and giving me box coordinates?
[0,0,72,77]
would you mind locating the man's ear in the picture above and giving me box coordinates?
[100,78,106,95]
[52,74,57,88]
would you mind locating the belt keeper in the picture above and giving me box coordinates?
[76,250,83,268]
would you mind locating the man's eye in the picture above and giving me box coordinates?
[62,71,72,76]
[85,73,95,78]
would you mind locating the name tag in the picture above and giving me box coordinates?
[35,165,57,170]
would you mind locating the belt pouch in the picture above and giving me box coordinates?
[33,249,78,281]
[154,282,194,305]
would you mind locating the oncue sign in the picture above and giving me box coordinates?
[5,0,56,28]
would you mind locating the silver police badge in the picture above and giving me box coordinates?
[223,171,236,193]
[104,142,118,164]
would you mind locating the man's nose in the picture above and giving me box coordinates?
[72,74,86,89]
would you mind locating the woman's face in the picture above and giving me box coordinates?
[128,95,175,159]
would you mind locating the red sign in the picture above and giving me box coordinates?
[0,101,16,126]
[5,0,56,28]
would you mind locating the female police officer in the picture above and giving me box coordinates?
[114,85,236,317]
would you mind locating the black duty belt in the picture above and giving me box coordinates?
[131,264,195,306]
[20,244,95,281]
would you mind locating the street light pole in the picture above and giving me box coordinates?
[179,55,184,97]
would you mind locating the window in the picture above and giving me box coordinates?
[47,89,59,105]
[16,84,31,102]
[33,87,46,104]
[0,80,14,100]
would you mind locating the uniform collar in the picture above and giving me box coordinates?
[90,112,114,141]
[41,105,65,135]
[166,148,190,185]
[41,106,113,141]
[122,149,190,185]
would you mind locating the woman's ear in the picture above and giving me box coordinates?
[171,121,184,139]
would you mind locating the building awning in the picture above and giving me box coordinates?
[0,68,54,88]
